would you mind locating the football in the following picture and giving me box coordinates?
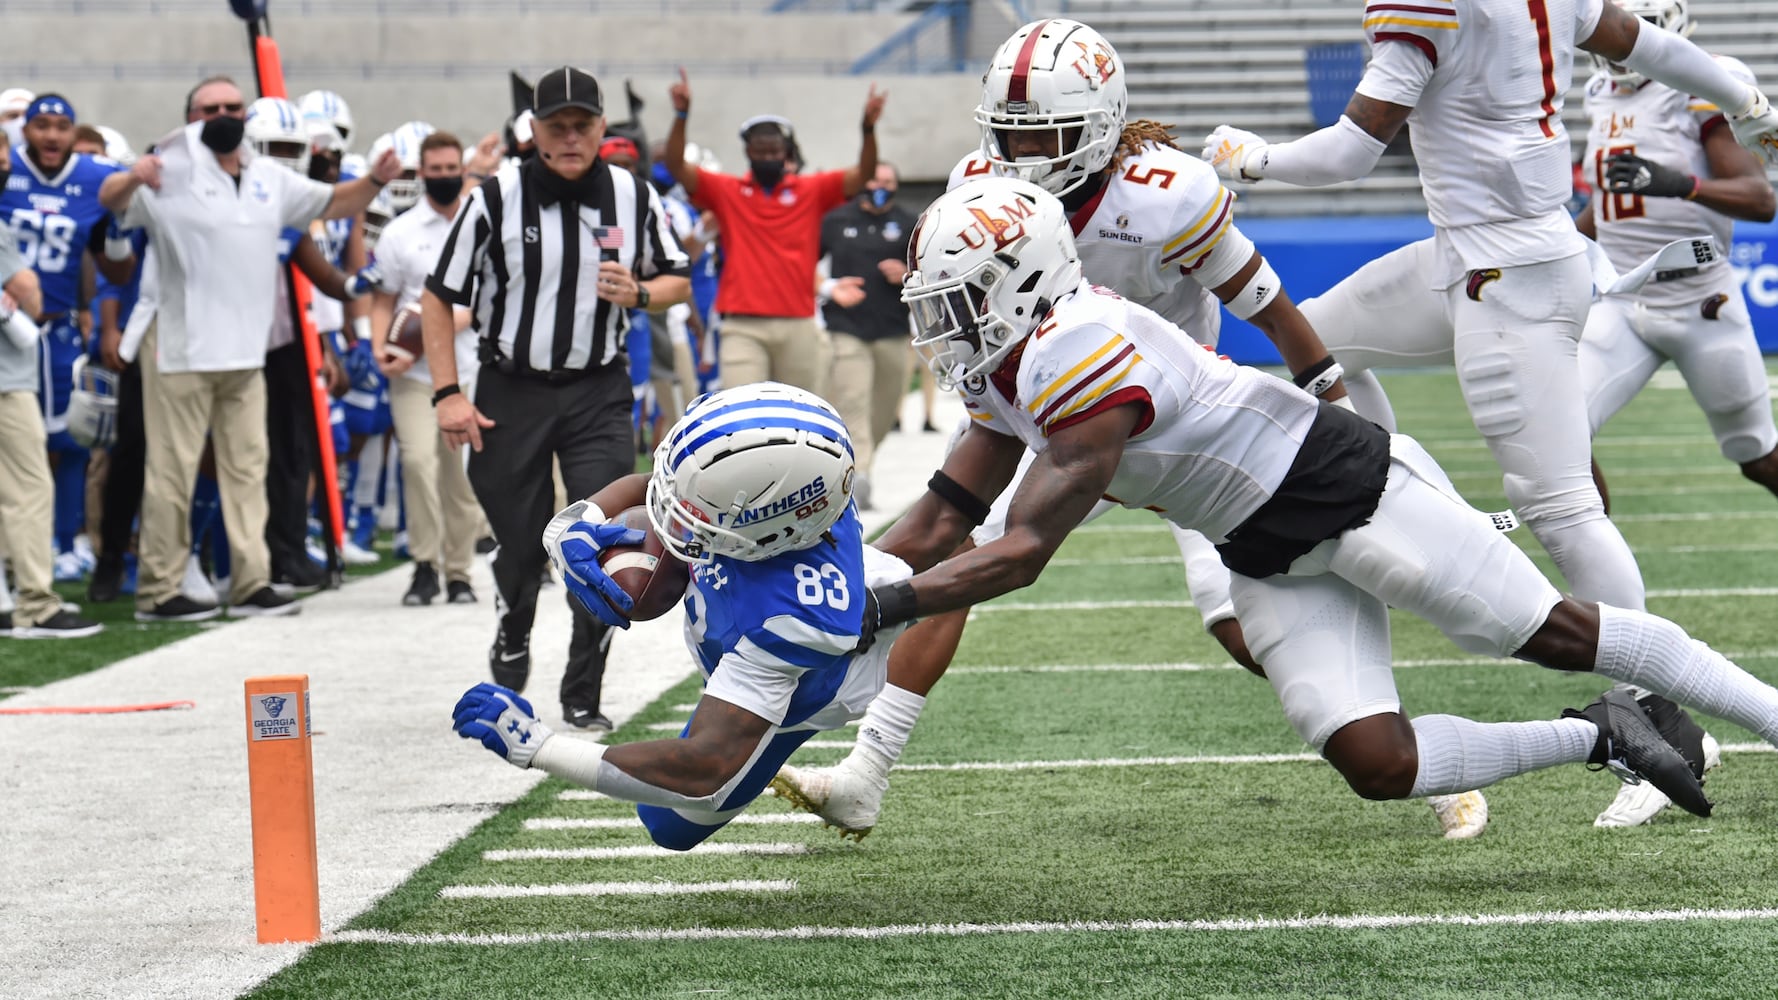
[597,505,691,622]
[384,302,426,362]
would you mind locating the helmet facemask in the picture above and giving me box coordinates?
[905,250,1026,391]
[976,106,1119,197]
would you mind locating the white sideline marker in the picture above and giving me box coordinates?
[440,879,796,900]
[556,790,613,802]
[485,843,808,862]
[330,906,1778,946]
[525,814,822,831]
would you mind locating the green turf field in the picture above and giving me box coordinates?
[29,367,1778,998]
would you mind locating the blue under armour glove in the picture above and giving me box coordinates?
[541,500,646,628]
[343,263,383,300]
[453,682,553,768]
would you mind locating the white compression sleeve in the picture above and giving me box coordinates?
[532,735,726,812]
[1620,25,1756,116]
[0,310,40,350]
[1252,116,1388,188]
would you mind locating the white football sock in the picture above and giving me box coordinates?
[1408,713,1597,797]
[1594,603,1778,745]
[852,684,925,771]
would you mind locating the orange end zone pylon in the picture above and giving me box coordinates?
[244,675,320,943]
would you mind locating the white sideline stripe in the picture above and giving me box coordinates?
[1073,510,1777,534]
[949,649,1778,676]
[977,599,1193,612]
[485,843,809,861]
[1648,588,1778,598]
[804,740,854,749]
[328,907,1778,946]
[0,686,33,695]
[671,703,698,712]
[439,879,796,900]
[1051,544,1778,569]
[893,745,1778,773]
[555,790,612,802]
[645,719,856,732]
[525,814,821,831]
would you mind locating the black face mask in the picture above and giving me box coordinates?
[200,115,245,155]
[750,158,785,190]
[308,153,339,182]
[424,175,465,205]
[526,155,600,207]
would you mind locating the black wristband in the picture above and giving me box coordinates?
[431,384,461,406]
[872,580,919,630]
[928,470,990,526]
[1292,356,1336,390]
[636,285,651,309]
[861,122,875,135]
[369,174,389,188]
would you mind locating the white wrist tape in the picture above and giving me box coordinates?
[818,277,838,302]
[104,234,135,262]
[1303,361,1345,398]
[1,310,40,350]
[541,499,606,557]
[1251,116,1387,187]
[351,315,372,343]
[1622,24,1757,117]
[1222,258,1282,320]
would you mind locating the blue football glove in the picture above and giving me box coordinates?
[541,500,646,628]
[343,263,383,300]
[452,682,553,768]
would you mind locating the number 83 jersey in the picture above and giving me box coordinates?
[682,505,913,730]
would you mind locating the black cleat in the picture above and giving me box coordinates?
[403,562,441,606]
[489,629,530,693]
[1636,693,1711,781]
[446,579,477,604]
[1566,689,1713,818]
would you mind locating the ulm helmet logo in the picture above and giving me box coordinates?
[959,200,1036,252]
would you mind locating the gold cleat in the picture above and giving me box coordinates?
[1427,790,1489,840]
[768,766,879,841]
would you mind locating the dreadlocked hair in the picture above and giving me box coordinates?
[1109,120,1183,174]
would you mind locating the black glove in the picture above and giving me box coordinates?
[854,586,883,654]
[854,581,918,654]
[1604,152,1696,199]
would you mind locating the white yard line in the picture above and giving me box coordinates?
[328,906,1778,946]
[524,814,821,831]
[947,650,1778,676]
[485,843,810,862]
[646,719,855,732]
[968,590,1778,615]
[438,879,796,900]
[1072,510,1777,534]
[556,789,612,802]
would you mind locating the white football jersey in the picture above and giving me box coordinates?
[948,141,1245,346]
[959,282,1318,543]
[1582,58,1752,310]
[1357,0,1604,277]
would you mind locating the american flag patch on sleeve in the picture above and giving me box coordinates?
[591,226,626,249]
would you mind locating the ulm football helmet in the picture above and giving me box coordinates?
[1592,0,1694,86]
[647,383,855,565]
[245,97,310,177]
[975,19,1128,197]
[902,176,1083,390]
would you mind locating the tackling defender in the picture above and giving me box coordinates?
[453,384,914,849]
[772,18,1484,840]
[878,178,1778,820]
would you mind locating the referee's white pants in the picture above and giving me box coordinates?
[389,376,480,584]
[1299,240,1645,611]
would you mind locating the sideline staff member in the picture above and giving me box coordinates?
[424,66,690,732]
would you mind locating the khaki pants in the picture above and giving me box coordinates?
[718,315,831,399]
[137,326,272,608]
[0,390,60,624]
[828,333,911,474]
[389,375,481,583]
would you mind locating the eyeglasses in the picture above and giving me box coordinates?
[196,102,245,115]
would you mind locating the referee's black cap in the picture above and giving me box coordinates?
[533,66,603,119]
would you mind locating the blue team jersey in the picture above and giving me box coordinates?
[683,504,866,728]
[2,147,123,315]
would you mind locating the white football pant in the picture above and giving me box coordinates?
[1299,239,1646,611]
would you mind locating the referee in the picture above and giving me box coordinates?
[423,66,691,732]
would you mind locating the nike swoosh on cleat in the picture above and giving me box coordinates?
[498,651,528,662]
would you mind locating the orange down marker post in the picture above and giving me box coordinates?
[244,675,320,943]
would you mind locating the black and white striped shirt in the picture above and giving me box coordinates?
[426,159,689,374]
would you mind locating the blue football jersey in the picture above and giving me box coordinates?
[2,147,123,314]
[683,504,867,728]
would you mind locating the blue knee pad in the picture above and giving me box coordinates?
[636,729,816,851]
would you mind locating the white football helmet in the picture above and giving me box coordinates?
[370,121,435,212]
[1591,0,1693,86]
[902,176,1083,391]
[362,187,395,250]
[245,97,310,176]
[647,382,856,565]
[975,19,1127,197]
[94,124,135,165]
[66,356,120,450]
[298,90,354,150]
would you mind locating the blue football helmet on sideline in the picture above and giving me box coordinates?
[647,382,855,565]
